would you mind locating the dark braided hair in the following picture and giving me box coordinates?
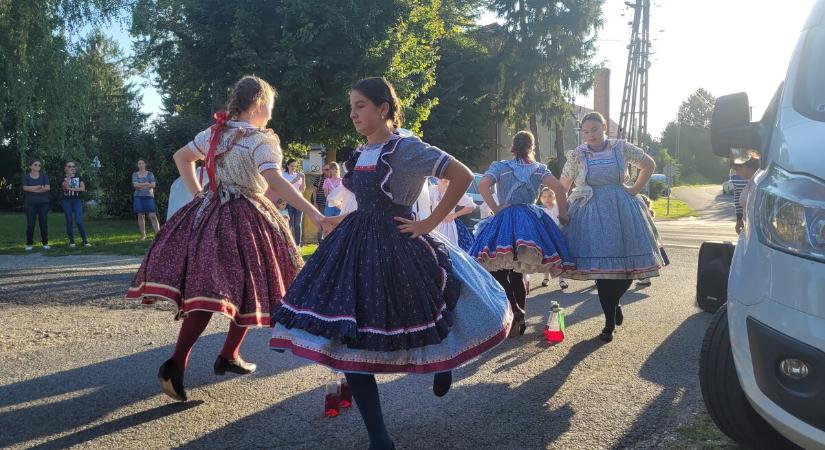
[351,77,403,128]
[511,131,535,160]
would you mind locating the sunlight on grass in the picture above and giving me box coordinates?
[652,198,698,220]
[1,212,321,258]
[300,244,317,259]
[669,414,735,449]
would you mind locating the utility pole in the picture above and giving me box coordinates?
[618,0,651,146]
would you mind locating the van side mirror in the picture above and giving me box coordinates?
[710,93,764,158]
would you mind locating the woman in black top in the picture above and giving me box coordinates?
[22,158,51,250]
[61,161,91,247]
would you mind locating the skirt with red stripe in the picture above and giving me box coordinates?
[469,204,574,275]
[126,190,303,327]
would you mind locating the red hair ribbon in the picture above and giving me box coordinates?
[201,111,229,192]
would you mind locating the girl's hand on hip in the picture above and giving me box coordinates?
[623,186,642,196]
[395,217,435,239]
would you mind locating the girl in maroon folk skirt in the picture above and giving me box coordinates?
[127,76,331,402]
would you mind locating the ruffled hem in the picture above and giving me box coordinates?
[272,211,462,352]
[564,254,662,280]
[127,281,275,327]
[268,326,508,374]
[475,242,574,275]
[272,301,453,351]
[469,204,574,274]
[565,268,661,280]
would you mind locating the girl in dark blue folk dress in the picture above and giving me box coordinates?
[469,131,574,336]
[270,78,511,450]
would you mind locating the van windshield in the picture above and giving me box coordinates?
[793,23,825,122]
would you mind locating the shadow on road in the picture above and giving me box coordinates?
[0,330,310,448]
[180,341,598,449]
[612,312,713,448]
[697,192,737,221]
[28,402,204,450]
[527,283,651,330]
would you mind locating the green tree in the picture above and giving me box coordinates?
[491,0,604,161]
[131,0,449,152]
[420,25,500,170]
[660,89,728,184]
[0,0,127,210]
[70,32,151,217]
[677,88,715,129]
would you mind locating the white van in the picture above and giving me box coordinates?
[699,1,825,449]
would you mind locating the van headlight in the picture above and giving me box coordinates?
[755,165,825,262]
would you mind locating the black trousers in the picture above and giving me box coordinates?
[25,202,49,245]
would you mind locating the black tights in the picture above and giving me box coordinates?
[345,373,393,450]
[345,371,451,450]
[595,279,632,333]
[492,270,526,319]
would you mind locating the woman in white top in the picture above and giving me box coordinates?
[430,178,476,251]
[283,159,306,245]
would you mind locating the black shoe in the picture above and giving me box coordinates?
[368,440,396,450]
[599,327,615,343]
[433,371,452,397]
[616,306,624,326]
[158,359,187,402]
[508,313,526,338]
[214,355,257,375]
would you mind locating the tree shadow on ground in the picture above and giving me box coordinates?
[0,330,309,448]
[181,340,606,450]
[611,312,713,448]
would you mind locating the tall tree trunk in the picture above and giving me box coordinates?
[529,113,541,162]
[554,119,565,159]
[554,119,566,176]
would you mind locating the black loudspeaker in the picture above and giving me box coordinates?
[696,241,736,313]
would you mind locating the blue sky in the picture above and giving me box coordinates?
[110,0,817,138]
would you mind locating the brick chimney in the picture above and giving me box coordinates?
[593,68,610,136]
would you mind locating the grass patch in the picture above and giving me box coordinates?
[300,244,317,259]
[652,198,698,220]
[0,212,152,256]
[669,414,736,449]
[0,212,319,258]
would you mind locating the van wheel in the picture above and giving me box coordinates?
[699,304,800,449]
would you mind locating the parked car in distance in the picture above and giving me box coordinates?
[722,180,733,195]
[648,173,671,197]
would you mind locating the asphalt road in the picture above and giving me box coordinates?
[671,185,735,222]
[1,186,746,449]
[652,185,739,250]
[1,241,716,449]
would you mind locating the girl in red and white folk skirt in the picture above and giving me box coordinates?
[127,76,332,401]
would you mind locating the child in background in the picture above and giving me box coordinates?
[539,187,569,290]
[275,198,290,220]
